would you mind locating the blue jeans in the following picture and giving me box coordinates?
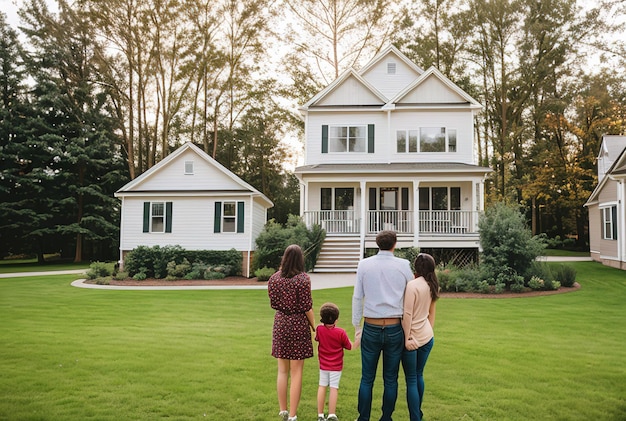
[401,337,434,421]
[357,323,404,421]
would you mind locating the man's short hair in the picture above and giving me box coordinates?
[376,230,397,250]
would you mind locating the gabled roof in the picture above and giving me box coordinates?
[358,44,424,78]
[389,66,482,109]
[300,45,481,112]
[585,142,626,206]
[300,69,388,110]
[115,142,273,207]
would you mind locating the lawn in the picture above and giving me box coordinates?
[0,262,625,420]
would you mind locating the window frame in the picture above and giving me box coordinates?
[601,205,617,240]
[418,187,461,210]
[222,201,238,233]
[329,125,367,153]
[396,127,457,153]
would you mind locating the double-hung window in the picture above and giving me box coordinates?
[322,124,374,153]
[214,201,245,233]
[143,201,173,233]
[329,125,367,152]
[602,206,617,240]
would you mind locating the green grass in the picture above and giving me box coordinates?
[1,262,625,420]
[0,260,89,273]
[542,248,590,257]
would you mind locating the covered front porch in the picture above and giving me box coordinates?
[304,209,480,236]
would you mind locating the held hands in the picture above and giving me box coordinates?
[354,328,362,349]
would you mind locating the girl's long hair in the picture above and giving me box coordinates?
[280,244,305,278]
[413,253,439,301]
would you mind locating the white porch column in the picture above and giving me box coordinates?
[619,180,625,268]
[360,181,367,257]
[300,181,307,218]
[413,180,420,247]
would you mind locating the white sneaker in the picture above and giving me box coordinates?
[318,416,326,421]
[287,417,297,421]
[278,410,288,421]
[327,416,338,421]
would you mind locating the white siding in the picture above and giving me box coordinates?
[119,196,254,252]
[399,75,466,103]
[305,111,386,164]
[305,109,475,165]
[251,200,267,243]
[133,149,243,191]
[317,76,384,106]
[360,52,421,99]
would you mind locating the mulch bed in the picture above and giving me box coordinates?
[87,277,581,298]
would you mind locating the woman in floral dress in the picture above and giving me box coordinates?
[268,244,316,421]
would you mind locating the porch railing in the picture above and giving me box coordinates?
[304,210,360,234]
[304,210,480,235]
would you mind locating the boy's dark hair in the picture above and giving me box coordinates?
[320,302,340,324]
[376,230,397,250]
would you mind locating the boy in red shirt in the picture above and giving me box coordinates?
[315,302,354,421]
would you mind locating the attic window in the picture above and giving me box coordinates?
[387,62,396,74]
[185,161,194,174]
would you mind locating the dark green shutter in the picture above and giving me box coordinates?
[237,201,245,233]
[165,202,173,233]
[368,124,375,153]
[322,125,328,153]
[613,206,618,239]
[143,202,150,232]
[214,202,222,233]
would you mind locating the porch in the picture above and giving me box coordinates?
[304,209,481,236]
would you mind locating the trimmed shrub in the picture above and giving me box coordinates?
[479,202,545,278]
[254,267,275,281]
[124,246,242,278]
[204,271,226,280]
[86,261,112,280]
[253,215,325,273]
[553,264,577,287]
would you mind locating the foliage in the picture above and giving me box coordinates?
[394,247,421,273]
[124,246,242,278]
[254,267,275,281]
[552,264,577,287]
[252,215,325,272]
[86,261,112,280]
[479,202,545,279]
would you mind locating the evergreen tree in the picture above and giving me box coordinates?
[0,12,57,261]
[19,0,129,261]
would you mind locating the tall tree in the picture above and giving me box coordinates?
[19,0,129,262]
[0,12,52,260]
[283,0,399,94]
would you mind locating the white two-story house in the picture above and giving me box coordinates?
[295,45,491,272]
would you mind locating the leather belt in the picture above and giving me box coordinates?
[364,317,401,326]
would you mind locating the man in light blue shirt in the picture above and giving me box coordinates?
[352,230,414,421]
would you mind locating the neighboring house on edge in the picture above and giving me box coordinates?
[115,142,273,277]
[295,45,492,272]
[585,135,626,270]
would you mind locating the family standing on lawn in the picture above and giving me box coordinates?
[268,231,439,421]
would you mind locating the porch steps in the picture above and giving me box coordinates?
[314,236,361,273]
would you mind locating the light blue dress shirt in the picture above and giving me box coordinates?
[352,250,414,328]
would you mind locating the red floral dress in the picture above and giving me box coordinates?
[268,271,314,360]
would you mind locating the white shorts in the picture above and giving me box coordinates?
[319,370,343,388]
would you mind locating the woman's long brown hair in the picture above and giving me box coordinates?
[280,244,305,278]
[413,253,439,301]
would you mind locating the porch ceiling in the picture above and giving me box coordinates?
[295,162,492,175]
